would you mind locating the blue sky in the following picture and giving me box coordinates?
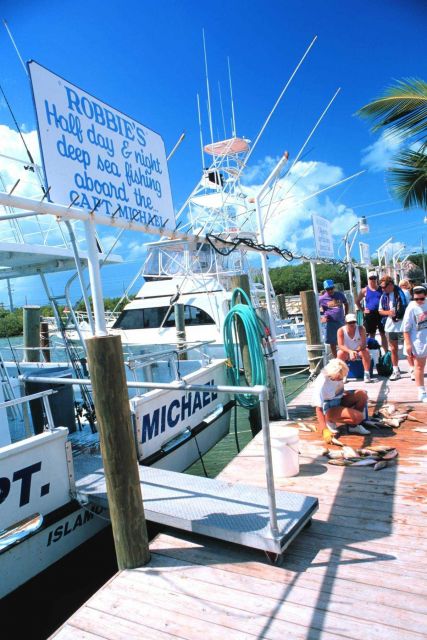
[0,0,426,306]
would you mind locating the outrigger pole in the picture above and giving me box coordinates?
[254,152,290,419]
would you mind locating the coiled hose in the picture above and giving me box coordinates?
[223,288,267,408]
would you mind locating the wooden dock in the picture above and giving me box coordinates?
[51,365,427,639]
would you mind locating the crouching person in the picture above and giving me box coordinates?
[337,313,372,383]
[312,359,369,435]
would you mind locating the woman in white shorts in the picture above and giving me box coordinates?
[402,285,427,402]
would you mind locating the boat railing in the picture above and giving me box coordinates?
[1,343,76,367]
[125,340,215,382]
[2,389,57,442]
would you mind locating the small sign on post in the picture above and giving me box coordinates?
[359,241,371,266]
[312,214,334,259]
[28,61,175,234]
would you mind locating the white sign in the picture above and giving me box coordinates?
[312,214,334,259]
[28,61,175,232]
[359,241,371,266]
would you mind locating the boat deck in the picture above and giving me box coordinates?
[51,364,427,639]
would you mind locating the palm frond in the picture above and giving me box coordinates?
[388,149,427,210]
[357,78,427,139]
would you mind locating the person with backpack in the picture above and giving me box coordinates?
[378,275,408,380]
[402,285,427,402]
[319,279,348,357]
[355,272,388,352]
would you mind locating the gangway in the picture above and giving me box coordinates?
[74,458,317,556]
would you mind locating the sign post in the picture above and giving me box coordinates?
[311,214,334,365]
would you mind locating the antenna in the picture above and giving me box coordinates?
[202,29,215,154]
[239,35,318,177]
[166,131,185,162]
[217,81,227,140]
[227,57,237,138]
[3,19,28,76]
[196,93,205,170]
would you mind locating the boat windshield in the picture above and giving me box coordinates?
[113,305,215,330]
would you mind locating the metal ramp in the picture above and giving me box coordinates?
[74,455,318,555]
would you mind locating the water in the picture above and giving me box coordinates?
[0,336,308,638]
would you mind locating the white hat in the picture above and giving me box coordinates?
[345,313,357,323]
[368,271,377,278]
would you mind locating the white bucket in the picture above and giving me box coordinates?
[271,427,300,477]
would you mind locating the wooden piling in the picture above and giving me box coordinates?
[23,306,40,362]
[174,303,187,360]
[276,294,288,319]
[85,334,150,569]
[300,290,324,373]
[40,321,51,362]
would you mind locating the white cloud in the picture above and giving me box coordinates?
[241,157,357,259]
[361,131,402,172]
[0,125,43,197]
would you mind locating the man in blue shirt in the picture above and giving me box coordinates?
[319,279,348,357]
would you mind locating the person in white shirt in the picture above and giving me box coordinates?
[312,359,369,435]
[400,278,415,380]
[402,285,427,402]
[378,275,407,380]
[337,313,372,383]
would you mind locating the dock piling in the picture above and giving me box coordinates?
[86,334,150,569]
[300,290,324,373]
[23,305,41,362]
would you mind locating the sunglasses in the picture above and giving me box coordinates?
[369,276,377,280]
[347,320,356,324]
[414,297,426,301]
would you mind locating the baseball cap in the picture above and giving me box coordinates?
[368,271,377,279]
[345,313,357,323]
[323,279,335,289]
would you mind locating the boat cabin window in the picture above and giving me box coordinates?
[113,305,215,330]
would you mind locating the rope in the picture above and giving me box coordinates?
[223,288,267,409]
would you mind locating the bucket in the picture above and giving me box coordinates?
[271,427,300,477]
[347,358,364,379]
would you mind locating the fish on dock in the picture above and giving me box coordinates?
[373,460,388,471]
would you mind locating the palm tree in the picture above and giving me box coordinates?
[357,78,427,209]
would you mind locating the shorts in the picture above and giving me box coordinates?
[388,332,402,342]
[363,311,385,335]
[325,319,343,345]
[322,396,343,413]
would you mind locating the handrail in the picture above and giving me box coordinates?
[1,389,57,432]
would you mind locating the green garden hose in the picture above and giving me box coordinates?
[223,288,267,408]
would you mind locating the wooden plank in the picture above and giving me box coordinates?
[135,551,427,634]
[66,606,185,640]
[150,532,427,602]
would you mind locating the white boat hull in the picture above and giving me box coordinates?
[0,501,108,599]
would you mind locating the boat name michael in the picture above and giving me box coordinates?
[141,382,218,444]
